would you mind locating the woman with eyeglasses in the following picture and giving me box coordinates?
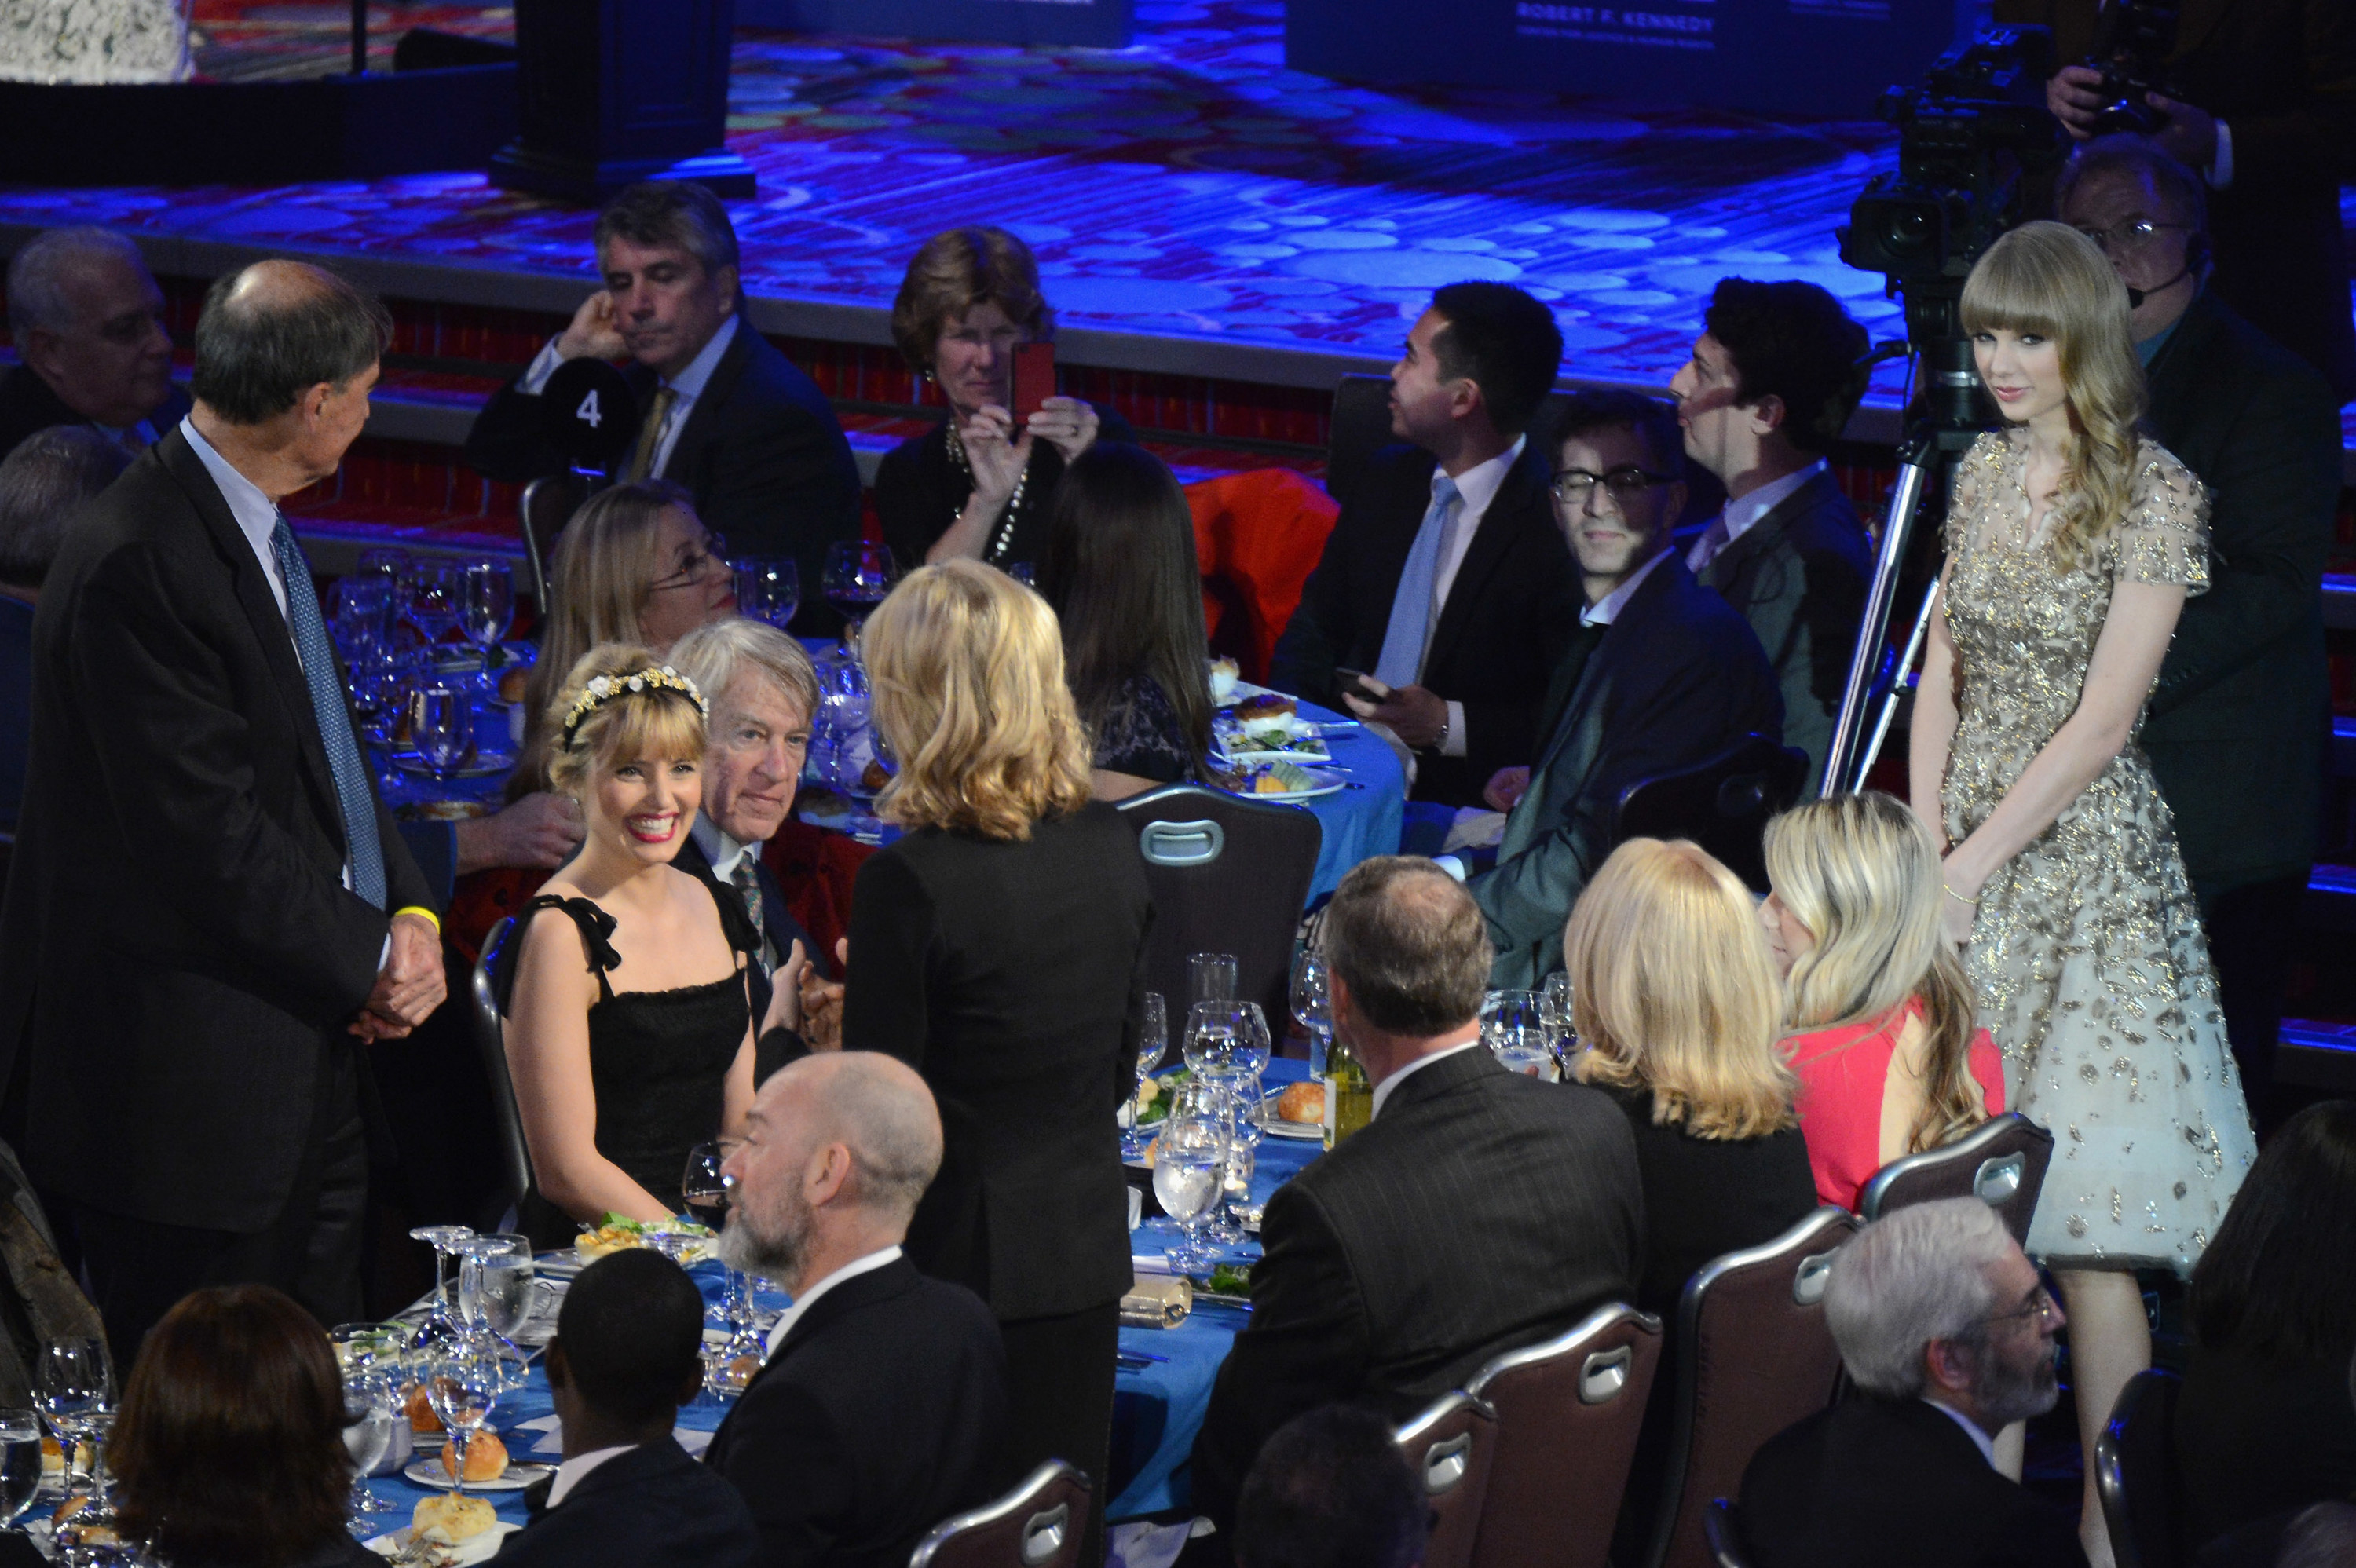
[513,480,738,795]
[1912,220,2255,1565]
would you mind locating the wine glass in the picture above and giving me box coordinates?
[340,1372,398,1518]
[1539,972,1578,1076]
[1187,952,1238,1006]
[459,560,514,693]
[1153,1093,1225,1275]
[1290,948,1333,1075]
[1482,989,1557,1080]
[0,1409,39,1534]
[734,557,801,630]
[456,1235,534,1387]
[819,540,894,645]
[683,1141,752,1340]
[35,1340,112,1525]
[413,685,471,780]
[1124,992,1168,1160]
[408,559,462,649]
[422,1335,500,1497]
[407,1224,477,1350]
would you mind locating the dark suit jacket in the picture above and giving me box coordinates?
[2175,1338,2356,1551]
[0,429,434,1230]
[873,404,1136,573]
[704,1257,1008,1568]
[1676,468,1869,793]
[673,830,818,1073]
[494,1437,759,1568]
[835,803,1151,1321]
[2135,290,2342,895]
[1996,0,2356,397]
[0,363,191,462]
[1740,1397,2088,1568]
[1472,554,1782,987]
[0,594,30,837]
[1268,440,1579,806]
[463,322,862,634]
[1187,1048,1644,1530]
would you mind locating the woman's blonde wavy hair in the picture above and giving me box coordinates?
[1566,838,1797,1140]
[1763,792,1990,1156]
[863,559,1092,841]
[1959,220,2145,570]
[541,641,708,802]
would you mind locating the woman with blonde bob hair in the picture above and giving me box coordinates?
[1914,218,2254,1563]
[836,560,1151,1566]
[492,643,788,1247]
[1762,791,2004,1211]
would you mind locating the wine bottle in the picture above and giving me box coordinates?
[1323,1039,1373,1150]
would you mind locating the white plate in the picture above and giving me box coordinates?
[402,1457,552,1493]
[366,1521,520,1565]
[1257,1118,1325,1140]
[1220,766,1346,802]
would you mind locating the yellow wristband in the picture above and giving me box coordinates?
[393,905,441,933]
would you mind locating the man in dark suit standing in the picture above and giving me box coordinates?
[463,182,861,634]
[0,228,191,460]
[1188,857,1643,1534]
[1740,1198,2086,1567]
[1268,283,1578,807]
[2058,140,2342,1129]
[1459,393,1782,987]
[497,1249,759,1568]
[1666,278,1871,793]
[708,1051,1008,1568]
[0,260,446,1361]
[2002,0,2356,399]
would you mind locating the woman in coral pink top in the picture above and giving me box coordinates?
[1762,792,2005,1212]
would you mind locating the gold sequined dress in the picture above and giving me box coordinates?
[1939,429,2255,1274]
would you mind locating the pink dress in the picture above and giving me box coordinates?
[1786,996,2006,1211]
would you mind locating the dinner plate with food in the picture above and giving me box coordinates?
[1221,714,1333,766]
[574,1214,716,1264]
[367,1495,520,1565]
[402,1433,550,1493]
[1257,1080,1329,1139]
[1212,758,1346,802]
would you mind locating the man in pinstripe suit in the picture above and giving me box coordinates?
[1189,857,1644,1535]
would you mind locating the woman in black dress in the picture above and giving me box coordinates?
[875,226,1132,574]
[496,644,795,1247]
[1040,441,1214,799]
[840,560,1151,1568]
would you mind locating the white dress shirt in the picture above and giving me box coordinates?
[1686,457,1825,576]
[1368,1037,1483,1120]
[181,415,294,621]
[762,1245,902,1360]
[1429,434,1525,759]
[690,813,758,883]
[1580,545,1672,628]
[544,1442,638,1509]
[518,314,741,481]
[1922,1398,1997,1467]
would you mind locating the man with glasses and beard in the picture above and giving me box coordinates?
[1447,391,1780,987]
[706,1053,1006,1568]
[1739,1199,2085,1566]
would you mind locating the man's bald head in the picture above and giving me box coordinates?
[766,1052,943,1222]
[190,259,390,426]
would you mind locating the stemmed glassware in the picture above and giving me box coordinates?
[413,685,471,780]
[456,1234,535,1388]
[333,576,397,738]
[682,1142,762,1387]
[407,1225,477,1351]
[1123,992,1169,1160]
[1152,1084,1227,1276]
[1290,948,1333,1076]
[1187,952,1238,1007]
[0,1409,41,1537]
[820,541,894,647]
[35,1339,112,1531]
[459,560,514,696]
[329,1323,405,1516]
[408,559,462,651]
[1482,990,1557,1080]
[734,558,801,631]
[421,1335,500,1497]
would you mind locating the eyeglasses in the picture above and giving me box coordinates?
[2072,217,2191,256]
[1983,1285,2058,1329]
[650,532,731,591]
[1551,467,1672,506]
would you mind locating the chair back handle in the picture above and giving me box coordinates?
[1579,1343,1634,1405]
[1020,1503,1070,1567]
[1420,1433,1472,1496]
[1793,1249,1838,1306]
[1139,819,1225,867]
[1974,1153,2025,1206]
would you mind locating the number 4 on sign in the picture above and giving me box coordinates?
[576,390,601,427]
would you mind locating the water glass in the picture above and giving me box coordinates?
[407,1225,476,1351]
[734,557,801,630]
[1125,992,1169,1158]
[1290,948,1333,1065]
[340,1375,399,1515]
[0,1409,41,1531]
[35,1340,112,1519]
[459,561,514,689]
[1188,952,1238,1006]
[1152,1102,1225,1274]
[422,1336,500,1496]
[457,1236,533,1340]
[413,685,470,779]
[408,558,462,647]
[1540,971,1579,1075]
[1482,989,1557,1080]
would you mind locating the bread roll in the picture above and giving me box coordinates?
[497,665,529,704]
[405,1383,443,1433]
[1276,1080,1326,1124]
[413,1493,497,1544]
[437,1431,507,1482]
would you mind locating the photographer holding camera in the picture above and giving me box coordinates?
[2054,136,2340,1132]
[1999,0,2356,400]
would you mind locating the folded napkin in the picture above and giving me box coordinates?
[1444,807,1509,852]
[514,1416,714,1459]
[1119,1272,1191,1330]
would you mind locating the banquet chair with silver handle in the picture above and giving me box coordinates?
[1642,1206,1858,1568]
[1857,1111,2054,1247]
[1395,1390,1498,1568]
[1610,733,1805,895]
[2096,1369,2186,1568]
[470,916,536,1233]
[1117,784,1320,1028]
[1700,1499,1754,1568]
[908,1460,1092,1568]
[516,470,590,616]
[1462,1301,1663,1568]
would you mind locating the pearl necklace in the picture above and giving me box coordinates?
[946,422,1030,565]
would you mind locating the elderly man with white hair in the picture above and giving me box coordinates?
[669,616,833,1076]
[707,1051,1007,1568]
[1738,1197,2087,1568]
[0,228,187,460]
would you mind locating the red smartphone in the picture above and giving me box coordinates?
[1012,341,1055,422]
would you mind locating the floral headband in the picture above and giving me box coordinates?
[560,665,710,751]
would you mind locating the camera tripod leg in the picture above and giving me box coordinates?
[1823,455,1937,795]
[1857,578,1942,786]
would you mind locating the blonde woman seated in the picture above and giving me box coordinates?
[1762,791,2006,1212]
[492,645,797,1248]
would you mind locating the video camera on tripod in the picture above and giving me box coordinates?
[2084,0,2181,137]
[1818,27,2069,795]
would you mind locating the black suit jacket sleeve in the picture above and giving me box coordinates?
[1266,524,1356,708]
[840,850,935,1069]
[712,1378,864,1568]
[70,539,397,1014]
[2147,350,2341,716]
[1189,1180,1373,1530]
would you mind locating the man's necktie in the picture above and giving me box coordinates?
[1373,474,1461,691]
[271,514,386,909]
[730,857,771,974]
[625,386,679,482]
[1688,513,1732,577]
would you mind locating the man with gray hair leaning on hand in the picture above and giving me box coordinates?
[707,1052,1008,1568]
[1738,1198,2085,1567]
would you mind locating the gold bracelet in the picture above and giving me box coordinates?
[1942,883,1978,907]
[393,905,441,933]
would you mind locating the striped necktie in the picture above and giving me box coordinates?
[626,386,679,481]
[270,514,386,908]
[730,857,771,974]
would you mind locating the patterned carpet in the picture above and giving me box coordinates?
[0,0,1915,396]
